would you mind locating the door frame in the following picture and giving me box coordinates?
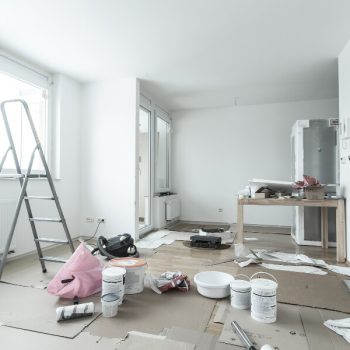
[138,100,154,238]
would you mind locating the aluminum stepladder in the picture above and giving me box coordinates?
[0,99,75,279]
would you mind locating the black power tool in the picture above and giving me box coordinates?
[91,234,139,259]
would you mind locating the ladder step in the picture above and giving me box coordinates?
[40,256,67,263]
[28,174,47,178]
[35,238,69,244]
[30,217,62,222]
[25,196,55,200]
[0,174,24,179]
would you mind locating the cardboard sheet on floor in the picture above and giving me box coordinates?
[238,266,350,313]
[163,326,242,350]
[0,283,101,338]
[219,303,350,350]
[0,325,122,350]
[1,248,69,288]
[219,303,309,349]
[85,287,216,339]
[118,331,195,350]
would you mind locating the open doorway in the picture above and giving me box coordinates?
[138,107,151,232]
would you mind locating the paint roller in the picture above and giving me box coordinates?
[56,296,95,322]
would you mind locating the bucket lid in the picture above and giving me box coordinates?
[101,293,119,302]
[109,258,146,268]
[103,266,126,278]
[230,280,251,290]
[251,278,278,290]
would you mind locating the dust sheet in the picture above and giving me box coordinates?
[0,282,101,338]
[117,331,195,350]
[85,287,216,339]
[238,266,350,313]
[219,303,309,350]
[0,326,122,350]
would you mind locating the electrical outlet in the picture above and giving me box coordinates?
[86,217,94,223]
[97,217,105,223]
[218,208,223,213]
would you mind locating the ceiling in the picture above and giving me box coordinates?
[0,0,350,111]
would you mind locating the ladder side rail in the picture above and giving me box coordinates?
[0,101,47,273]
[0,101,24,177]
[14,100,75,253]
[0,146,11,173]
[0,147,45,278]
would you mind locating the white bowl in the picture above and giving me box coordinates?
[194,271,234,299]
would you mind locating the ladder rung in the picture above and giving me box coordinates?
[28,174,47,178]
[35,238,69,244]
[30,217,62,222]
[25,196,54,200]
[40,256,67,263]
[0,174,24,179]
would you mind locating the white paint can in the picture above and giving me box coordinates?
[102,266,126,305]
[250,272,278,323]
[230,274,251,310]
[101,293,119,317]
[109,258,147,294]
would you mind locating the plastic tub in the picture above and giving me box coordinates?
[102,266,126,305]
[194,271,234,299]
[109,258,147,294]
[101,293,119,318]
[230,274,251,309]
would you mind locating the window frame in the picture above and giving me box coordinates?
[0,51,52,176]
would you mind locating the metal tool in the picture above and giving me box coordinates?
[231,321,257,350]
[0,99,75,279]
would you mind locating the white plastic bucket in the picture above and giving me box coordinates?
[230,274,251,310]
[109,258,147,294]
[101,293,119,317]
[250,272,278,323]
[102,266,126,305]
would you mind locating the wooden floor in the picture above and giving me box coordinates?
[0,229,348,349]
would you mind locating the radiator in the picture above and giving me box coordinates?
[166,197,180,220]
[0,200,16,254]
[154,194,180,229]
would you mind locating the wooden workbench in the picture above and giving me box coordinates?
[236,197,346,262]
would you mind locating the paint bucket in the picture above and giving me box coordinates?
[102,266,126,305]
[250,272,278,323]
[101,293,119,317]
[230,274,251,310]
[109,258,147,294]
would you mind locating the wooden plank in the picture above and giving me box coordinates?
[238,198,339,207]
[321,207,329,249]
[336,199,346,263]
[236,200,244,244]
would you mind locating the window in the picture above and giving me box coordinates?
[0,56,50,172]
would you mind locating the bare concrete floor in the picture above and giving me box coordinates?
[0,228,349,349]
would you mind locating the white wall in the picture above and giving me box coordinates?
[339,41,350,261]
[0,74,81,258]
[80,78,139,239]
[172,98,339,226]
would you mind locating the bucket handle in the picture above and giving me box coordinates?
[250,272,277,283]
[234,274,250,281]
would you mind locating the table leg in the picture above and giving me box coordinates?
[321,207,328,249]
[237,201,244,244]
[336,199,346,263]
